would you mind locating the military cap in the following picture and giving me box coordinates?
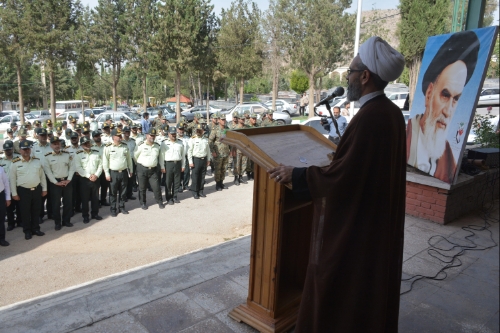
[34,120,41,126]
[38,128,48,135]
[10,122,17,128]
[56,126,63,133]
[69,116,76,123]
[212,112,220,119]
[62,121,68,126]
[157,110,163,115]
[199,118,207,124]
[250,114,257,119]
[137,123,143,128]
[117,122,123,128]
[92,130,101,137]
[110,123,115,129]
[123,126,131,132]
[120,116,125,120]
[80,136,91,144]
[47,130,54,136]
[168,126,177,134]
[83,121,90,127]
[195,124,204,131]
[3,141,13,150]
[161,124,169,131]
[262,110,269,116]
[102,123,110,129]
[243,110,250,116]
[82,127,90,133]
[176,122,185,129]
[89,113,95,118]
[232,111,239,118]
[194,112,202,119]
[130,123,138,129]
[46,119,52,125]
[70,131,79,138]
[50,136,61,143]
[75,124,82,130]
[25,121,32,126]
[19,140,33,149]
[111,128,122,137]
[105,115,112,120]
[6,128,13,133]
[147,128,157,135]
[18,129,27,137]
[65,128,72,134]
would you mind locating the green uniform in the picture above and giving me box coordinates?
[209,126,230,183]
[31,142,52,159]
[103,142,133,214]
[261,119,277,127]
[74,148,102,220]
[134,141,163,205]
[131,133,145,146]
[160,139,185,202]
[188,134,210,194]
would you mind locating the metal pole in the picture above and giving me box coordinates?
[351,0,363,116]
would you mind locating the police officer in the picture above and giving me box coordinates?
[13,128,29,153]
[188,124,210,199]
[155,124,168,144]
[9,140,47,240]
[65,131,82,214]
[187,113,202,137]
[122,126,136,201]
[131,124,144,145]
[0,141,21,231]
[209,113,230,191]
[91,131,109,207]
[103,128,133,217]
[134,128,164,210]
[54,126,64,139]
[74,136,103,223]
[10,122,18,137]
[152,110,164,129]
[160,127,185,205]
[233,116,249,185]
[32,128,53,222]
[42,137,75,230]
[45,119,54,132]
[100,123,112,144]
[68,116,77,131]
[177,123,190,192]
[5,128,15,141]
[89,113,98,132]
[0,162,11,247]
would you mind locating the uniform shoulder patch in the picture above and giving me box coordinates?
[154,142,160,146]
[105,142,112,146]
[12,157,21,163]
[130,137,135,141]
[120,142,127,146]
[32,157,39,160]
[45,152,52,156]
[91,149,100,153]
[62,151,69,153]
[76,150,84,154]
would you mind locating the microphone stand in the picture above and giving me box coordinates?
[315,101,342,140]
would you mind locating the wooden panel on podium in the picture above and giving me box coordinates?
[223,125,335,333]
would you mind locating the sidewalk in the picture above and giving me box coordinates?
[1,207,498,333]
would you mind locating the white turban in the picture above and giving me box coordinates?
[359,36,405,82]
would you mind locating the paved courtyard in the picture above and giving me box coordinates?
[0,201,497,333]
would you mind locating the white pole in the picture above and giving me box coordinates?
[351,0,363,116]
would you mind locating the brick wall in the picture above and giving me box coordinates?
[406,169,499,224]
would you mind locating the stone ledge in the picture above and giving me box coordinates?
[406,171,475,190]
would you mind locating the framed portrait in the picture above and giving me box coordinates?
[406,26,498,184]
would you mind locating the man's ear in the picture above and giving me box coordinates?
[360,70,370,86]
[424,82,434,108]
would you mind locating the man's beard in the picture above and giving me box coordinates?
[422,105,448,161]
[347,76,362,102]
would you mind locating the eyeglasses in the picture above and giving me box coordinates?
[347,68,364,76]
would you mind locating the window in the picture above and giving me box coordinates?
[114,114,122,122]
[253,106,265,114]
[401,93,408,100]
[389,94,398,100]
[482,90,491,96]
[1,116,11,123]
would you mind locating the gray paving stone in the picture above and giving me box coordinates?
[462,258,500,287]
[130,292,209,333]
[400,279,440,306]
[178,317,234,333]
[183,276,247,315]
[71,312,149,333]
[224,266,250,289]
[478,311,499,333]
[214,308,259,333]
[403,225,443,257]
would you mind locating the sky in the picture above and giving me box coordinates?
[81,0,499,25]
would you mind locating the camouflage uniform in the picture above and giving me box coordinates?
[245,115,259,179]
[209,120,230,190]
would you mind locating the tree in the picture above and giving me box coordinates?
[26,0,81,123]
[290,69,309,94]
[155,0,216,119]
[217,0,264,105]
[483,0,498,26]
[398,0,450,108]
[92,0,128,111]
[0,0,31,122]
[277,0,354,117]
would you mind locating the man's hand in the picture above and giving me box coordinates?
[212,152,217,158]
[12,195,20,201]
[106,176,111,181]
[56,181,66,187]
[42,191,47,197]
[189,163,194,168]
[267,163,294,184]
[6,200,11,207]
[89,174,97,182]
[181,168,185,172]
[161,169,165,173]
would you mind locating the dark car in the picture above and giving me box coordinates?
[181,106,218,122]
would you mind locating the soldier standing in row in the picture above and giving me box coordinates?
[245,114,259,181]
[91,131,110,207]
[5,128,15,141]
[9,140,47,240]
[209,114,230,191]
[89,113,99,132]
[134,128,164,210]
[32,128,53,223]
[233,116,249,186]
[42,137,75,230]
[103,129,133,217]
[186,113,201,137]
[261,111,277,127]
[74,136,103,223]
[160,127,185,205]
[100,123,112,145]
[0,162,11,247]
[122,126,136,201]
[65,131,81,214]
[177,123,190,192]
[188,123,210,199]
[0,141,21,231]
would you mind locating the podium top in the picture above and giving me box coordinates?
[222,125,336,170]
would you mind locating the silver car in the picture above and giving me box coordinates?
[224,103,291,125]
[95,111,142,128]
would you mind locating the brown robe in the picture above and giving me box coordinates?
[292,95,406,332]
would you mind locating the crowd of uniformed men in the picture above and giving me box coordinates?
[0,108,278,246]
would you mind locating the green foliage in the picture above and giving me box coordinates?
[290,70,309,94]
[244,77,271,94]
[399,67,410,86]
[472,114,500,148]
[483,0,499,27]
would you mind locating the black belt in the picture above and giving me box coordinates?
[19,185,40,191]
[165,160,181,163]
[55,177,67,181]
[110,169,126,172]
[194,156,206,160]
[139,164,157,170]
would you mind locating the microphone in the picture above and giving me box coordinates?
[315,87,345,106]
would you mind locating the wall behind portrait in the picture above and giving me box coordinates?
[406,26,498,185]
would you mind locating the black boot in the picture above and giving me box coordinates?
[239,175,247,184]
[216,181,222,191]
[220,181,228,189]
[234,176,240,186]
[199,190,206,198]
[250,172,254,180]
[193,191,200,199]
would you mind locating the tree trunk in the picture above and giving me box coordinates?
[224,80,227,101]
[408,55,422,110]
[41,62,48,110]
[80,83,85,122]
[234,78,238,103]
[239,78,244,105]
[175,70,181,120]
[190,73,197,106]
[49,70,56,124]
[318,77,323,104]
[206,78,210,123]
[272,67,278,110]
[142,73,147,113]
[308,73,315,118]
[197,73,202,106]
[16,62,25,125]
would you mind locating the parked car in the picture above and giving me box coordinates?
[95,111,142,128]
[301,116,329,138]
[158,106,177,123]
[181,107,218,122]
[477,88,499,106]
[0,111,19,118]
[402,111,410,128]
[27,110,52,123]
[264,100,298,115]
[56,110,84,124]
[386,92,409,109]
[224,103,291,125]
[117,105,130,112]
[0,114,37,132]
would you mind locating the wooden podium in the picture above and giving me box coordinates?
[222,125,336,333]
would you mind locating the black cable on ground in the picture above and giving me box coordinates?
[400,168,499,295]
